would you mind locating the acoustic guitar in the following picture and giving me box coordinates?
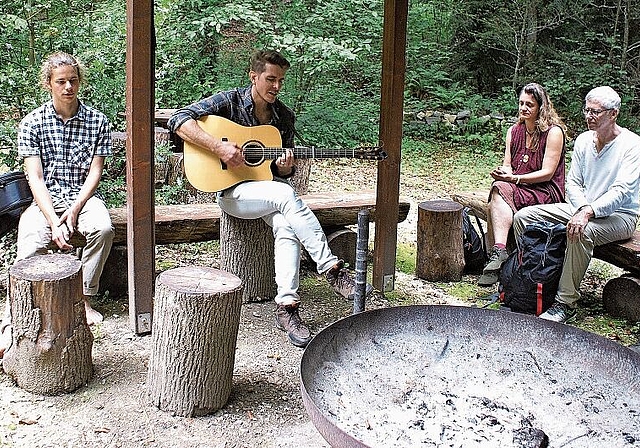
[183,115,387,192]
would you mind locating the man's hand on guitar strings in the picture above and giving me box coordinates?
[217,140,245,168]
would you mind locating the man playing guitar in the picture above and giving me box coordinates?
[168,49,371,348]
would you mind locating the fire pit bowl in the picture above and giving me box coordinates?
[300,305,640,448]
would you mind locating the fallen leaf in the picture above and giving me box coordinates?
[18,417,39,425]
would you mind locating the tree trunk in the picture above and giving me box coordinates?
[3,253,93,395]
[602,274,640,322]
[302,226,358,270]
[220,211,276,303]
[148,266,243,417]
[289,159,312,195]
[416,200,465,282]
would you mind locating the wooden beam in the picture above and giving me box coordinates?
[126,0,155,334]
[373,0,408,292]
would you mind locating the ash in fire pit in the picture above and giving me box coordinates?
[301,306,640,448]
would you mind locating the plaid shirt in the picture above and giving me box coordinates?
[18,100,111,208]
[167,85,296,147]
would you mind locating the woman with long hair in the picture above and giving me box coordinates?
[478,83,567,286]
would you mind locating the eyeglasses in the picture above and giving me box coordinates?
[582,107,612,117]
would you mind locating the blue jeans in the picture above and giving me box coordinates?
[218,180,338,306]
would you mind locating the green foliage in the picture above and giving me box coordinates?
[2,0,640,183]
[294,84,379,148]
[98,176,126,209]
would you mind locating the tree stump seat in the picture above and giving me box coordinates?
[147,266,243,417]
[452,189,640,321]
[3,253,93,395]
[416,199,465,282]
[220,212,276,303]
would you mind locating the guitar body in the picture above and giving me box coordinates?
[183,116,283,192]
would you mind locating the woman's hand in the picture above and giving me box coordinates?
[490,166,514,181]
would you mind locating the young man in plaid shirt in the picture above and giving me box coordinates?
[1,52,114,359]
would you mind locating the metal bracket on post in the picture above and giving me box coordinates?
[137,312,152,334]
[354,209,370,314]
[383,274,395,292]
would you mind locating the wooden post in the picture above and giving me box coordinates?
[416,200,465,282]
[126,0,155,335]
[148,266,243,417]
[3,254,93,395]
[373,0,409,293]
[220,211,276,303]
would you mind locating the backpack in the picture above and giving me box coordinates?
[498,221,567,315]
[0,171,33,238]
[462,207,487,274]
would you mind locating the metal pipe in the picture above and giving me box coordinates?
[354,209,369,314]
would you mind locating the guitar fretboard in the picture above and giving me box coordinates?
[242,147,357,160]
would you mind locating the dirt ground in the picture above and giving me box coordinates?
[0,158,634,448]
[0,192,467,448]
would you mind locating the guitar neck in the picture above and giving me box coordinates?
[245,147,356,160]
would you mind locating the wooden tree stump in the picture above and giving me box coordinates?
[602,274,640,322]
[302,226,358,269]
[98,246,128,298]
[3,253,93,395]
[289,159,312,195]
[148,266,243,417]
[220,211,276,303]
[416,200,465,282]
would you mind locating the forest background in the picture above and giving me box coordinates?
[2,0,640,178]
[1,0,640,337]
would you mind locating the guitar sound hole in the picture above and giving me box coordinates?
[243,141,266,166]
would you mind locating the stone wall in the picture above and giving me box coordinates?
[403,109,516,131]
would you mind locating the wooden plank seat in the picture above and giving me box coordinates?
[108,190,410,246]
[452,190,640,321]
[97,190,410,298]
[451,190,640,275]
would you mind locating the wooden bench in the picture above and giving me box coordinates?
[107,190,409,246]
[452,190,640,321]
[451,190,640,274]
[99,190,411,296]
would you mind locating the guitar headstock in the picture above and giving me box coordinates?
[353,146,388,161]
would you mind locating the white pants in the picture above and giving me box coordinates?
[218,180,338,306]
[513,203,637,306]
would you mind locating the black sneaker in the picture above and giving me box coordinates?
[539,301,576,323]
[325,261,374,300]
[275,304,311,348]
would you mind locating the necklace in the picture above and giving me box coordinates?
[526,128,536,136]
